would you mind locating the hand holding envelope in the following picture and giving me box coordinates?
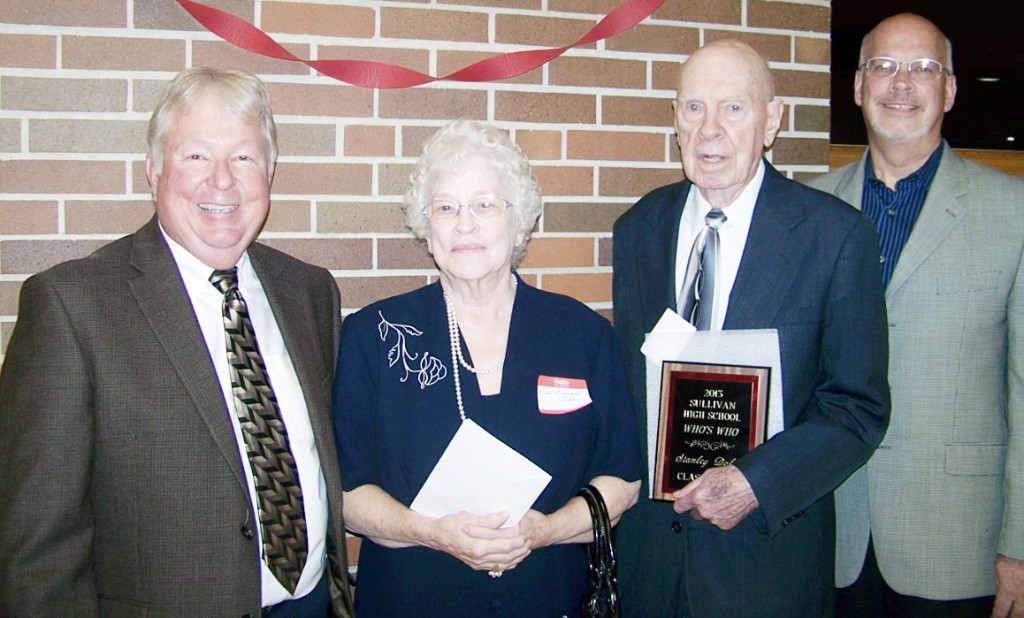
[410,419,552,528]
[408,419,553,574]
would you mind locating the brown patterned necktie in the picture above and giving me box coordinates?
[210,267,307,593]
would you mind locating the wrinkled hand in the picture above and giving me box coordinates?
[994,554,1024,618]
[672,465,758,530]
[430,511,531,572]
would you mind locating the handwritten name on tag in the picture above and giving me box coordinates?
[537,375,592,415]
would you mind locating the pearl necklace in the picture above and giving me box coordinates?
[443,278,517,422]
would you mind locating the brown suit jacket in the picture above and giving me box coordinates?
[0,217,354,617]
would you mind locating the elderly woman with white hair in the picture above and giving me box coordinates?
[332,120,641,616]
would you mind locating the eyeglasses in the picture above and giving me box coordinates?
[422,196,512,221]
[859,57,950,82]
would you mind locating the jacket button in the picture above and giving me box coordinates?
[670,521,683,533]
[240,525,254,539]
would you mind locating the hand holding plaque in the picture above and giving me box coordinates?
[672,464,759,530]
[652,362,769,501]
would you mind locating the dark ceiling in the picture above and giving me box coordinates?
[830,0,1022,150]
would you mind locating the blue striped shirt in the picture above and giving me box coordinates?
[861,144,943,287]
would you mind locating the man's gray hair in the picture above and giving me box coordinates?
[147,67,277,178]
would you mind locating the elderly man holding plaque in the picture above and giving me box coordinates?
[334,120,642,617]
[612,40,891,616]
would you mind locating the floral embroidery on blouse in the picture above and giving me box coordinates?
[377,311,447,389]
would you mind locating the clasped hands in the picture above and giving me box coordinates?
[429,509,552,574]
[672,465,759,530]
[428,466,760,572]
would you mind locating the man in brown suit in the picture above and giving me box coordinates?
[0,67,353,617]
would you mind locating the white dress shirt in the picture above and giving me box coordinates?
[162,227,328,606]
[674,161,765,331]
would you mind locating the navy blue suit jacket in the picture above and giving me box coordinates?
[612,162,890,617]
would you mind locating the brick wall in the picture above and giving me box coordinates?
[0,0,833,584]
[0,0,833,359]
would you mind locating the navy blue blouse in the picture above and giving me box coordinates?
[334,278,642,617]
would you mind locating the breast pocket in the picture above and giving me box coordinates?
[933,270,1005,328]
[936,270,1001,296]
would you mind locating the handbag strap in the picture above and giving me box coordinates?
[577,484,617,578]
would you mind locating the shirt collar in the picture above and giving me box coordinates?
[158,223,252,292]
[690,159,764,227]
[865,141,944,190]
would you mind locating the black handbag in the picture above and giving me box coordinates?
[578,484,621,618]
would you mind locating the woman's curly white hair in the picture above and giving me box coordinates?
[404,120,543,266]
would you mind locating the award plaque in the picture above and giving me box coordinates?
[652,361,770,501]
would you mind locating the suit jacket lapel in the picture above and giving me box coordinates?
[725,164,808,329]
[252,249,337,469]
[642,182,688,321]
[128,217,248,490]
[832,153,867,210]
[252,251,328,421]
[827,144,967,299]
[885,144,967,297]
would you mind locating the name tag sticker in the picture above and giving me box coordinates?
[537,375,592,415]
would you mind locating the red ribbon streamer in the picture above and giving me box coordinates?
[176,0,666,88]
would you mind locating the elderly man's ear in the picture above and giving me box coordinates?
[764,97,784,149]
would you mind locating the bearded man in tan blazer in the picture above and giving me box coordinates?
[807,13,1024,618]
[0,67,354,617]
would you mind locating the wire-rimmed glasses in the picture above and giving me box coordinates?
[859,57,950,82]
[422,196,512,221]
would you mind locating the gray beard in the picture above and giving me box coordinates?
[868,117,931,142]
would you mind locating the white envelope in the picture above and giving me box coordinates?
[410,419,552,528]
[641,309,785,497]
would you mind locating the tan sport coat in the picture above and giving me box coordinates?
[0,217,354,616]
[807,143,1024,599]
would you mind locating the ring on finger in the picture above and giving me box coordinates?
[488,564,503,578]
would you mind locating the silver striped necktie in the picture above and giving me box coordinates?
[677,208,727,330]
